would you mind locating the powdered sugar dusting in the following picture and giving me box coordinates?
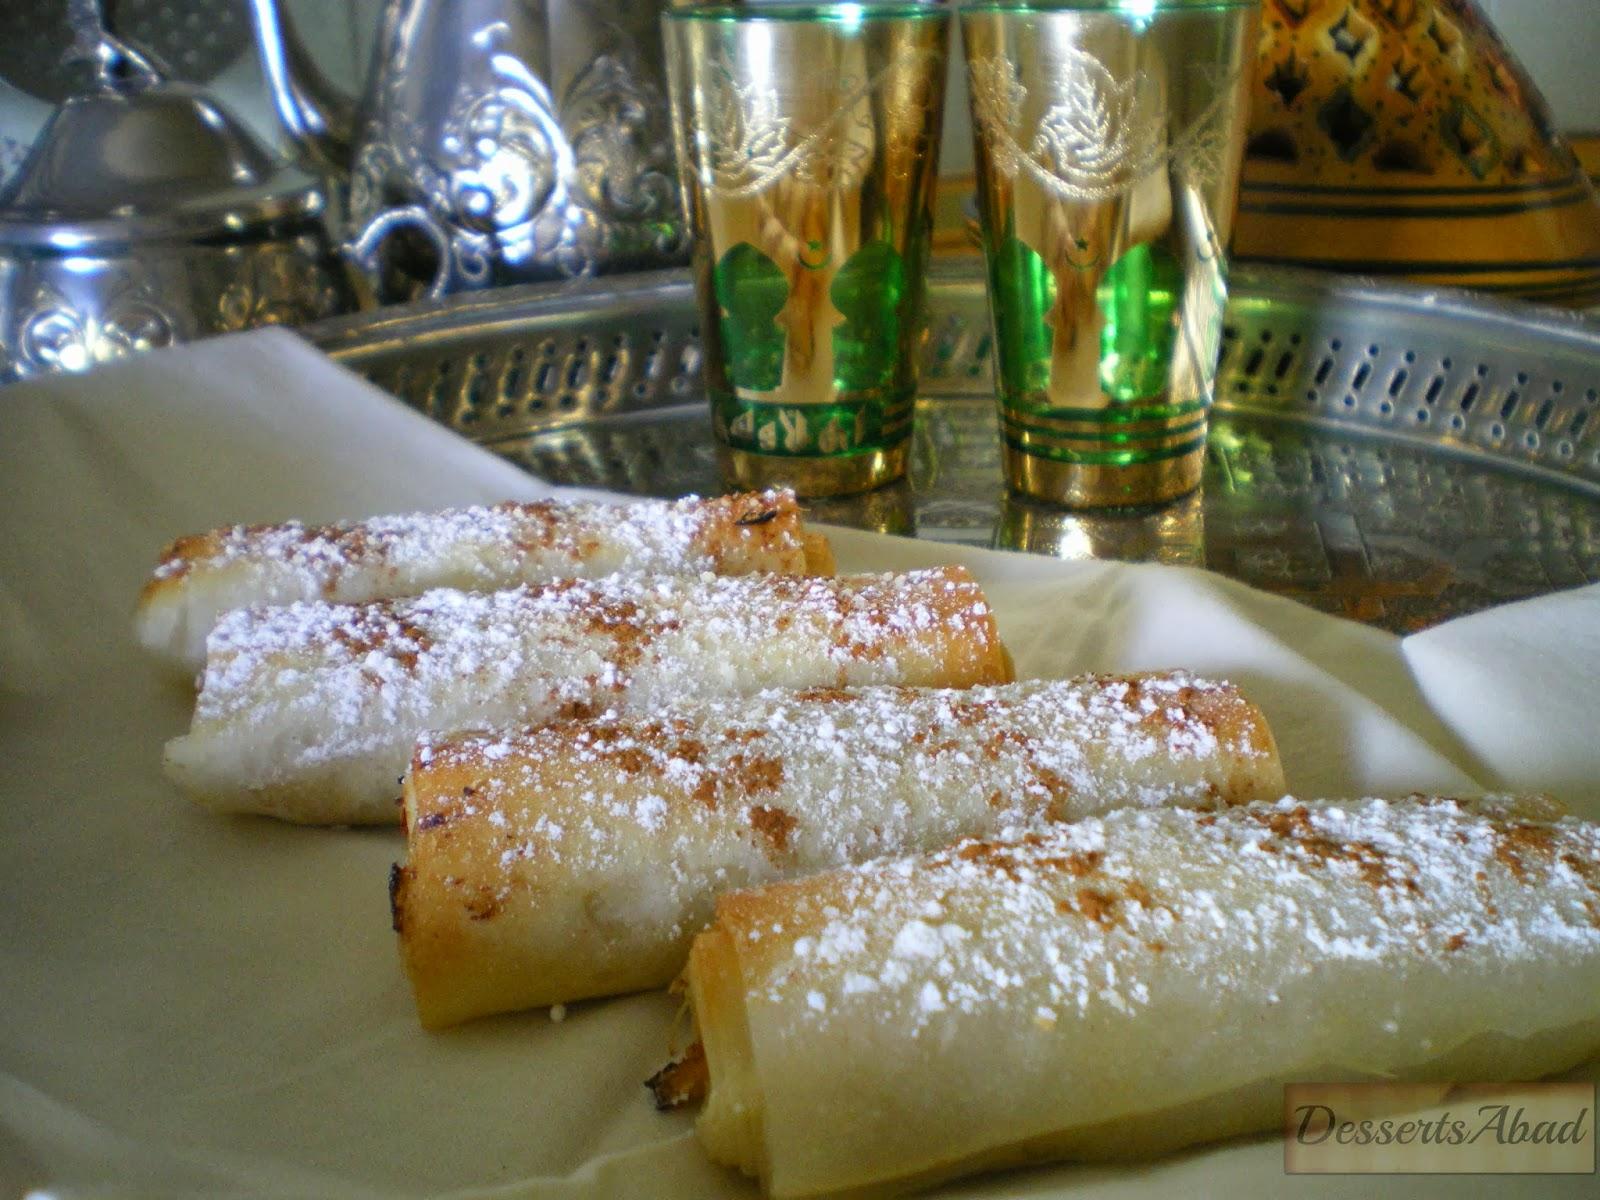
[741,797,1600,1037]
[395,674,1275,1001]
[175,567,1000,818]
[150,490,810,591]
[414,672,1271,877]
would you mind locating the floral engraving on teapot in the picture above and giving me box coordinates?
[566,54,682,249]
[8,281,178,378]
[349,22,685,292]
[216,242,346,332]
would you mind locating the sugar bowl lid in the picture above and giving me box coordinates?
[0,25,325,250]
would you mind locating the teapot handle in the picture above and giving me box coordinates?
[343,206,454,304]
[248,0,357,177]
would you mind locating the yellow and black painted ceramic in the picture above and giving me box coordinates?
[1236,0,1600,307]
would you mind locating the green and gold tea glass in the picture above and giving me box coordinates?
[963,0,1258,507]
[663,2,950,497]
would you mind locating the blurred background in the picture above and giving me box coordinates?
[1,0,1595,187]
[3,0,1598,623]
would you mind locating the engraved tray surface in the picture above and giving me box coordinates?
[306,259,1600,633]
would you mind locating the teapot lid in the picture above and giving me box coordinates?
[0,43,326,249]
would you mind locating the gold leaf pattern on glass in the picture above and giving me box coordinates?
[970,51,1240,200]
[694,49,934,198]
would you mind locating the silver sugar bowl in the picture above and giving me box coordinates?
[0,23,356,382]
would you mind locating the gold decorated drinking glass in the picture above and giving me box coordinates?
[663,2,950,497]
[963,0,1258,507]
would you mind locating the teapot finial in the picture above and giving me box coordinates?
[65,0,166,91]
[247,0,357,176]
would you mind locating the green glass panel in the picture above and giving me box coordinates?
[829,240,905,392]
[713,242,788,392]
[985,226,1055,400]
[1097,243,1182,403]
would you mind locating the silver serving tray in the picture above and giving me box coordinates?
[305,258,1600,632]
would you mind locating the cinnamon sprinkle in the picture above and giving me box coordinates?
[742,797,1600,1037]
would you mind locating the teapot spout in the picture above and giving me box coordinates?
[248,0,357,176]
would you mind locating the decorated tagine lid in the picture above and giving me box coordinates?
[1234,0,1600,308]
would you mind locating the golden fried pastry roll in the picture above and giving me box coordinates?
[665,796,1600,1199]
[393,673,1283,1026]
[163,567,1006,826]
[137,490,833,672]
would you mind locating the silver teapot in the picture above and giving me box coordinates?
[0,7,355,382]
[251,0,689,300]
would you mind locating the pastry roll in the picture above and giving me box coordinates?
[664,796,1600,1199]
[137,490,833,672]
[392,672,1283,1025]
[164,567,1007,826]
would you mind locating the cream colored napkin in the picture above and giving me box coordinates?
[1402,586,1600,811]
[0,330,1594,1199]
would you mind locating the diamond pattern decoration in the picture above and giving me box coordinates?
[1370,0,1420,30]
[1327,6,1379,67]
[1273,0,1314,28]
[1439,100,1501,178]
[1426,9,1463,58]
[1265,50,1313,109]
[1239,0,1600,305]
[1487,60,1522,105]
[1317,85,1378,161]
[1388,55,1426,103]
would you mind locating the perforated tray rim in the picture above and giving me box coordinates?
[307,259,1600,496]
